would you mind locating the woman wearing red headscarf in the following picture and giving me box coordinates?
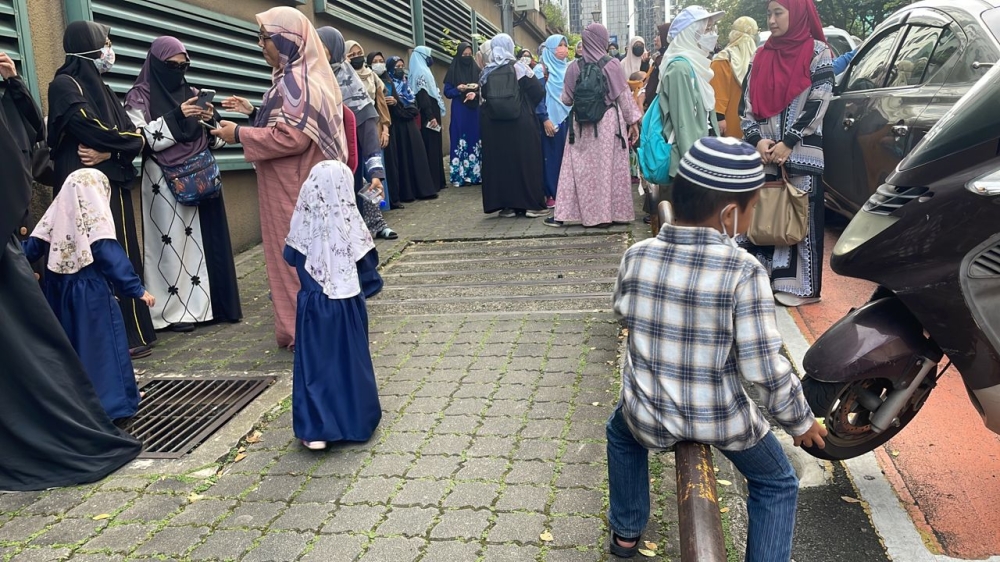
[740,0,833,307]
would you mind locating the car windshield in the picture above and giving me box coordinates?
[898,63,1000,170]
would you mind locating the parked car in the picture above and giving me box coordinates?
[822,0,1000,216]
[758,26,858,56]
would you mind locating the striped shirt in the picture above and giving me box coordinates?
[613,224,814,451]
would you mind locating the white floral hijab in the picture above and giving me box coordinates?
[32,169,118,274]
[286,160,375,300]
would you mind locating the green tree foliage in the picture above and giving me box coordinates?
[709,0,908,41]
[541,0,568,32]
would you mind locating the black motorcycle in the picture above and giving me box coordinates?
[800,65,1000,460]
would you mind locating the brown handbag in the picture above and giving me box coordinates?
[747,166,810,246]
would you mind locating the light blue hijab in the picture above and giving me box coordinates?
[537,34,570,126]
[409,45,446,116]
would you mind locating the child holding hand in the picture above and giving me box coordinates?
[608,137,826,560]
[23,169,154,421]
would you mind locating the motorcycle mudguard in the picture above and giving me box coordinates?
[803,297,942,384]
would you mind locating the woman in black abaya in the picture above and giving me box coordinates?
[0,99,141,493]
[47,21,156,357]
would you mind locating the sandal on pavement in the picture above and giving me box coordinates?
[377,228,398,240]
[301,440,327,450]
[609,533,641,558]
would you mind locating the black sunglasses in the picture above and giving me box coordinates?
[164,60,190,71]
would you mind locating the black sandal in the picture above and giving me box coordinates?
[609,533,641,559]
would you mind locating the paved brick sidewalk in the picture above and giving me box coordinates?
[0,187,681,562]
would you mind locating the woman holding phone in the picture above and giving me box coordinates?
[124,36,242,334]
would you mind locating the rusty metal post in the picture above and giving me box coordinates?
[653,199,673,236]
[675,442,727,562]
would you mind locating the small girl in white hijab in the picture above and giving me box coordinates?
[22,169,155,421]
[283,160,383,450]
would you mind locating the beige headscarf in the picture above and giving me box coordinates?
[255,7,347,162]
[345,40,384,100]
[622,36,646,79]
[714,16,759,83]
[476,40,493,69]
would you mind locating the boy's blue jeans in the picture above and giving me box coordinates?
[606,403,799,562]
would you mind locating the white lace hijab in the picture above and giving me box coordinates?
[31,168,118,274]
[286,160,375,299]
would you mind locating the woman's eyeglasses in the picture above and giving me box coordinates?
[258,31,272,43]
[165,60,191,71]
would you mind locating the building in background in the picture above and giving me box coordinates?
[567,0,674,46]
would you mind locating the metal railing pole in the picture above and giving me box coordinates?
[675,442,728,562]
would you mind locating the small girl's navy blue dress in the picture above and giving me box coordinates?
[284,245,382,443]
[23,238,142,420]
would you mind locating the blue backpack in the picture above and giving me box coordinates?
[638,57,692,185]
[638,95,672,185]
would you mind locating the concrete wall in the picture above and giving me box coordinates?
[19,0,541,253]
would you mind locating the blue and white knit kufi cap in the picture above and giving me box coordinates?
[678,137,765,192]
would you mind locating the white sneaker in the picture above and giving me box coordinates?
[498,208,516,218]
[301,440,328,450]
[774,292,821,307]
[525,208,552,218]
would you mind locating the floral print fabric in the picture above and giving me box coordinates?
[32,168,118,274]
[450,137,482,186]
[285,161,375,300]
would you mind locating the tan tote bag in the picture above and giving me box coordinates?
[747,167,810,247]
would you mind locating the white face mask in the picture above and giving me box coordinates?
[719,204,739,249]
[697,31,719,54]
[372,62,387,75]
[69,45,115,74]
[520,56,532,66]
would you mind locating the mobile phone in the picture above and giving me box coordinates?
[195,89,216,110]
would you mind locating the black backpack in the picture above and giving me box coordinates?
[569,56,613,143]
[483,63,522,121]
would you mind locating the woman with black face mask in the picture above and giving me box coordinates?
[317,27,397,240]
[379,56,437,204]
[47,20,156,358]
[124,36,242,335]
[443,42,482,186]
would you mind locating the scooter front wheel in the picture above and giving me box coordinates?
[801,376,929,461]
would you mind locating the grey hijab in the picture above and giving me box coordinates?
[317,26,378,124]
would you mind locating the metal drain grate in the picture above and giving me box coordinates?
[120,376,276,459]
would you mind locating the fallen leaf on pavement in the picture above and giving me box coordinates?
[638,548,657,557]
[233,453,247,463]
[246,431,263,444]
[592,402,600,406]
[187,493,204,503]
[539,531,554,542]
[841,496,862,504]
[644,541,658,550]
[890,450,900,457]
[720,507,730,513]
[92,514,111,521]
[717,479,732,486]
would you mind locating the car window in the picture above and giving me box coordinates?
[923,27,963,84]
[828,35,852,57]
[886,25,945,87]
[844,29,902,92]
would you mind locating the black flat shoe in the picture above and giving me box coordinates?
[168,322,195,333]
[129,345,153,359]
[609,533,641,558]
[392,203,405,210]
